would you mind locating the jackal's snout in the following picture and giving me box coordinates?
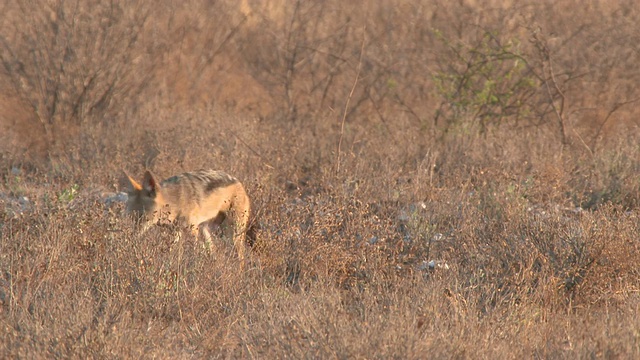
[121,170,161,222]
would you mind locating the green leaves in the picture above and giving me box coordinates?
[434,31,538,134]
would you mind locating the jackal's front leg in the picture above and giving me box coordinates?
[199,224,216,254]
[134,221,154,240]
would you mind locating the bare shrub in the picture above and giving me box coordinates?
[0,1,158,151]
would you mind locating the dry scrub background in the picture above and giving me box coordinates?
[2,0,640,358]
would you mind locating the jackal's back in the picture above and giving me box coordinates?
[161,169,239,205]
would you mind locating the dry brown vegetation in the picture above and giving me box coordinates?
[2,0,640,358]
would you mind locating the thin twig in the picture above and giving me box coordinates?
[337,26,365,175]
[228,128,275,170]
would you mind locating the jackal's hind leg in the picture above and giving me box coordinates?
[231,207,250,268]
[231,187,251,269]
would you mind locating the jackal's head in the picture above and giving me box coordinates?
[121,170,165,223]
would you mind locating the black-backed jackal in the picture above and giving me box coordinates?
[121,169,251,263]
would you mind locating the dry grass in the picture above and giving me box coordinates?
[2,0,640,358]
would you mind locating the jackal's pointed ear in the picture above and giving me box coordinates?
[120,171,142,193]
[142,170,160,194]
